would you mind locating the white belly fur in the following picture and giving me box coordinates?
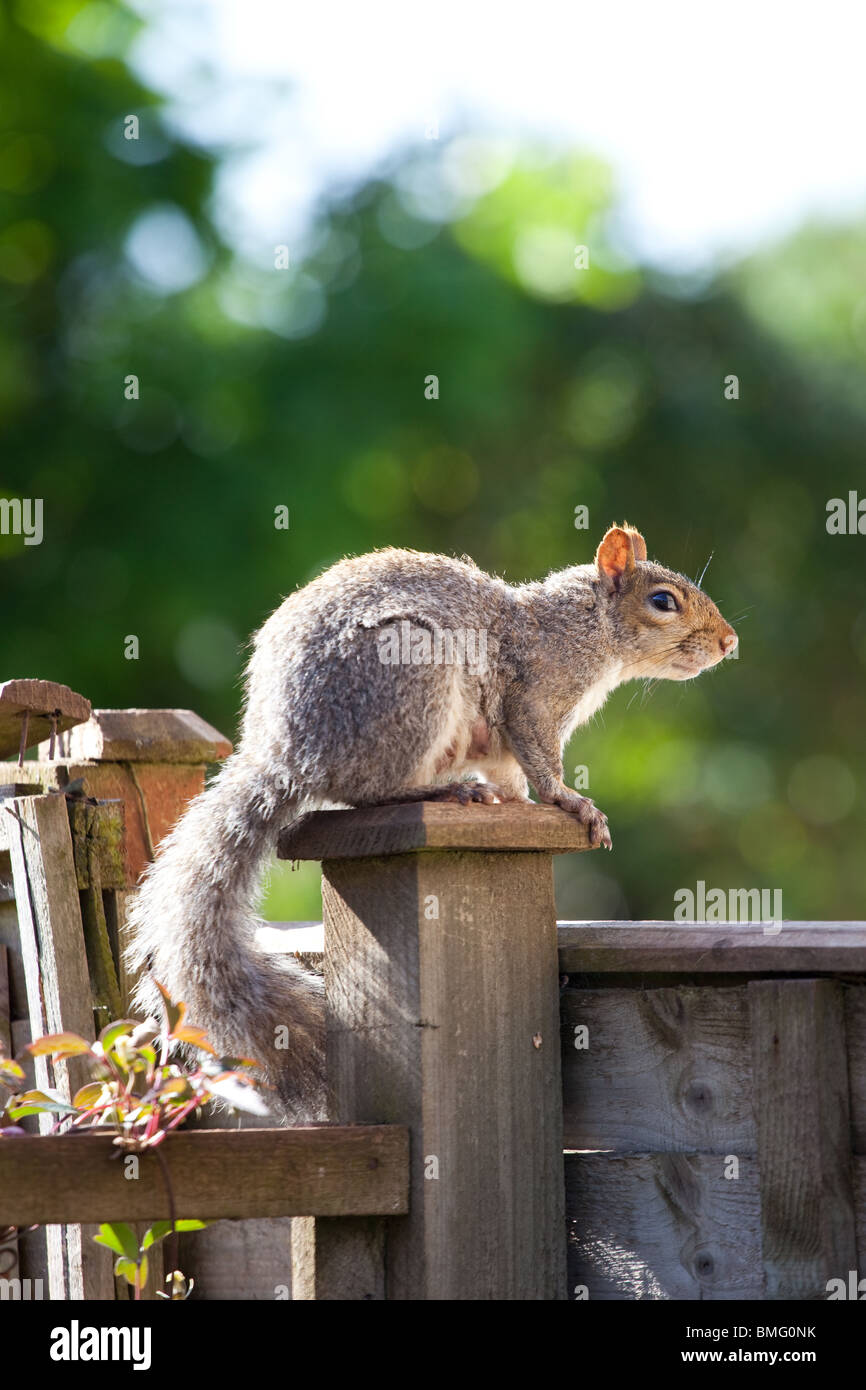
[411,667,467,785]
[561,664,622,743]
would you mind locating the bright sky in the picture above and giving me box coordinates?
[129,0,866,270]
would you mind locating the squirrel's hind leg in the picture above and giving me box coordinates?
[357,779,506,807]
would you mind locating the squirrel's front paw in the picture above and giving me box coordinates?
[555,791,612,849]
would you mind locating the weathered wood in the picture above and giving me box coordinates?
[109,888,143,1011]
[565,1153,764,1300]
[6,796,96,1086]
[0,760,206,885]
[66,801,125,1025]
[291,1216,385,1301]
[0,943,20,1295]
[845,986,866,1156]
[558,920,866,973]
[561,985,756,1154]
[68,799,127,891]
[854,1155,866,1273]
[0,900,25,1021]
[176,1102,293,1302]
[321,845,567,1300]
[748,979,857,1299]
[0,851,12,899]
[280,801,593,860]
[0,680,91,760]
[267,918,866,975]
[45,708,232,764]
[78,880,123,1028]
[6,1014,50,1288]
[177,1218,295,1300]
[5,793,114,1298]
[0,944,9,1057]
[0,1127,409,1226]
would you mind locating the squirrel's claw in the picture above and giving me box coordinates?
[555,790,612,850]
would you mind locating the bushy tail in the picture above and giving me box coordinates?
[125,755,325,1122]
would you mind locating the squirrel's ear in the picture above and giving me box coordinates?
[595,525,646,590]
[621,523,647,562]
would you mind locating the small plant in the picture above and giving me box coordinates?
[0,984,268,1299]
[94,1221,204,1300]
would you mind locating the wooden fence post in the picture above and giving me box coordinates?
[5,792,115,1298]
[280,802,591,1300]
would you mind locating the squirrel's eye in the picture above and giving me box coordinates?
[650,591,678,612]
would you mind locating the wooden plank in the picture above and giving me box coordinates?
[558,921,866,973]
[44,709,232,764]
[0,944,9,1056]
[6,796,95,1054]
[280,801,593,860]
[0,902,24,1023]
[175,1101,293,1302]
[854,1155,866,1274]
[176,1218,296,1300]
[67,801,124,1026]
[291,1216,385,1301]
[67,800,126,891]
[0,1127,409,1225]
[322,847,567,1300]
[0,850,12,898]
[7,1015,51,1289]
[565,1153,764,1300]
[0,680,91,760]
[846,986,866,1156]
[6,793,114,1298]
[749,979,857,1299]
[561,985,756,1154]
[0,943,21,1298]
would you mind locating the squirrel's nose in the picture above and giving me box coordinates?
[719,627,738,656]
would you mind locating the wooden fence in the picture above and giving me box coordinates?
[1,681,864,1300]
[559,921,866,1300]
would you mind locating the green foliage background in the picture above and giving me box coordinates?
[1,2,864,923]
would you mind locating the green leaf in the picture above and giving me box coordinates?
[94,1222,140,1261]
[8,1090,78,1118]
[142,1219,208,1250]
[113,1256,139,1286]
[98,1020,141,1051]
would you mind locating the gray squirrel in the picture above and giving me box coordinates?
[126,523,737,1119]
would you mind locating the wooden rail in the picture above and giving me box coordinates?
[0,1126,409,1226]
[558,920,866,973]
